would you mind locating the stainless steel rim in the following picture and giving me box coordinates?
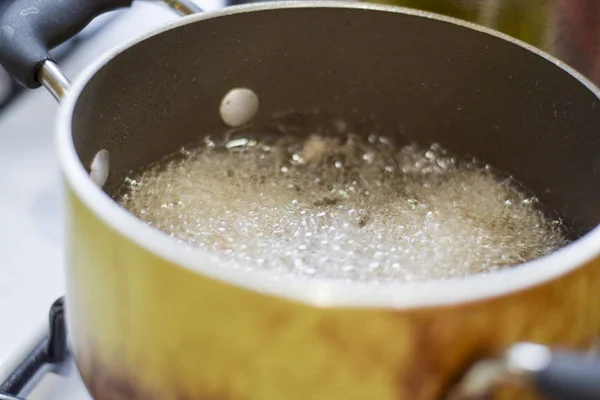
[55,1,600,309]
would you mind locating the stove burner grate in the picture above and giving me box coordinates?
[0,298,67,400]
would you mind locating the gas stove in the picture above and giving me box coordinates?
[0,0,223,398]
[0,298,83,400]
[3,0,600,398]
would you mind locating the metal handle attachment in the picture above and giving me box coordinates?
[446,342,600,400]
[38,61,71,102]
[0,0,202,101]
[158,0,203,15]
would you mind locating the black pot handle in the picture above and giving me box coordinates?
[0,0,202,98]
[533,348,600,400]
[0,0,135,89]
[446,342,600,400]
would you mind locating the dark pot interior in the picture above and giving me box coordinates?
[71,5,600,238]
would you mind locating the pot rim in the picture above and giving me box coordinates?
[56,1,600,309]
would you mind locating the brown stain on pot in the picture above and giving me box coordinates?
[266,310,292,332]
[400,317,448,400]
[65,189,600,400]
[84,364,224,400]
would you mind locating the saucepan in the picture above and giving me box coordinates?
[1,0,600,399]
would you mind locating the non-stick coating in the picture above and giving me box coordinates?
[71,6,600,235]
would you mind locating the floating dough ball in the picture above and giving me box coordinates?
[219,87,259,127]
[90,149,109,187]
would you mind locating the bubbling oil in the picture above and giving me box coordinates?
[117,125,566,282]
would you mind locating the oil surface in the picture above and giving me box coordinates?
[118,124,566,282]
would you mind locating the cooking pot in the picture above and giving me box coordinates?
[2,0,600,399]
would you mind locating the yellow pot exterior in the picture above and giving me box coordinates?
[65,185,600,400]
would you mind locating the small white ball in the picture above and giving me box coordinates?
[219,87,259,127]
[90,149,110,188]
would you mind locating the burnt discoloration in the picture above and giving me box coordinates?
[91,375,137,400]
[83,357,232,400]
[266,310,292,332]
[316,318,348,353]
[66,188,600,400]
[398,317,446,400]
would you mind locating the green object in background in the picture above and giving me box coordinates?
[491,0,551,47]
[375,0,479,22]
[371,0,552,48]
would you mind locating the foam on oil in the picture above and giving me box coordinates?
[117,124,566,282]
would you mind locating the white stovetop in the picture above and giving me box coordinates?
[0,0,224,384]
